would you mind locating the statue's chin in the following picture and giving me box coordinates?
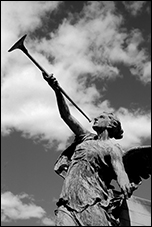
[92,126,105,135]
[92,125,98,132]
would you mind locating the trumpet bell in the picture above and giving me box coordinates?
[8,34,27,52]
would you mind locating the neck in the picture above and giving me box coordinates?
[97,130,110,140]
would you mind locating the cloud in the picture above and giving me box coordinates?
[115,108,151,149]
[122,1,146,16]
[41,217,55,226]
[34,2,122,80]
[33,2,150,82]
[1,191,46,222]
[1,1,62,71]
[1,191,56,225]
[105,28,151,83]
[1,1,151,150]
[142,62,151,83]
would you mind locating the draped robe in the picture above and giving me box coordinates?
[54,132,122,226]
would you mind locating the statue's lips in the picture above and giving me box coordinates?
[93,122,98,126]
[93,120,98,124]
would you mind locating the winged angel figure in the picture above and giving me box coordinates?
[43,73,151,226]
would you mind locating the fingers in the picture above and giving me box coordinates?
[42,72,54,79]
[123,188,130,199]
[130,182,140,192]
[121,184,133,199]
[42,72,60,91]
[42,72,56,83]
[122,182,140,199]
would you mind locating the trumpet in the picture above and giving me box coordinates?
[8,34,91,123]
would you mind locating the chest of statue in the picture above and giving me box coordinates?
[74,139,114,160]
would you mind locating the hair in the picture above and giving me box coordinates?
[103,112,124,139]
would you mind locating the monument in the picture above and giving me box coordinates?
[8,35,151,226]
[43,73,151,226]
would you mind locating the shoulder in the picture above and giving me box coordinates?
[74,132,96,143]
[110,142,124,160]
[114,143,123,152]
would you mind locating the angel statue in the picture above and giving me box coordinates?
[42,72,151,226]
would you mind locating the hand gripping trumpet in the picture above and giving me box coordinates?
[8,34,91,123]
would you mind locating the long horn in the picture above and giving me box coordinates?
[8,35,92,123]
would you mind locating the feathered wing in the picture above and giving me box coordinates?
[122,145,151,185]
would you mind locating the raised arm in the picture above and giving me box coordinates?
[42,73,89,136]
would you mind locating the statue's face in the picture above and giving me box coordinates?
[92,114,111,132]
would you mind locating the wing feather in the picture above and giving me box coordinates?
[122,145,151,184]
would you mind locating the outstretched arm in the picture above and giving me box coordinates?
[42,73,89,136]
[110,146,135,199]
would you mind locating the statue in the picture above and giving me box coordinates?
[42,73,151,226]
[7,34,151,226]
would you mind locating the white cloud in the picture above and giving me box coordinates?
[1,1,151,150]
[1,191,46,222]
[35,2,150,82]
[142,62,151,83]
[122,1,146,16]
[35,2,122,80]
[1,191,56,225]
[1,1,61,63]
[41,217,55,226]
[115,108,151,149]
[105,29,151,83]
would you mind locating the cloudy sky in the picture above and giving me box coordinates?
[1,1,151,226]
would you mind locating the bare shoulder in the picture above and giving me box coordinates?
[107,141,124,159]
[96,140,123,157]
[112,143,125,163]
